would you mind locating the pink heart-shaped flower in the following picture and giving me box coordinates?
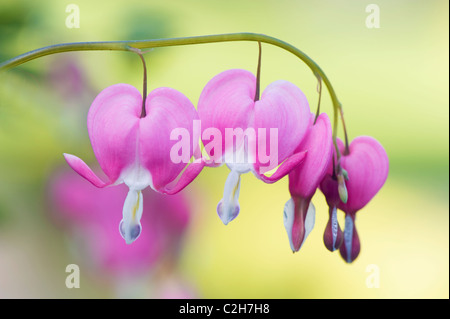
[338,136,389,214]
[320,136,389,262]
[64,84,204,244]
[197,69,310,225]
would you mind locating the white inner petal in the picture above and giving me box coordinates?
[283,198,295,252]
[121,164,153,191]
[283,199,315,252]
[225,138,254,174]
[344,214,354,263]
[303,202,316,246]
[331,206,338,250]
[217,170,241,225]
[120,189,144,244]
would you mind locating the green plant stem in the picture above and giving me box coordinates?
[128,47,148,118]
[254,41,262,102]
[313,74,322,125]
[0,32,348,157]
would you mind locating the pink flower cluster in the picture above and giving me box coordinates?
[64,68,388,263]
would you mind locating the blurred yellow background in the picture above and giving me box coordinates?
[0,0,448,298]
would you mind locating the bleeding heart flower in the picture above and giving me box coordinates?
[198,69,309,225]
[320,136,389,262]
[64,84,203,244]
[284,113,334,252]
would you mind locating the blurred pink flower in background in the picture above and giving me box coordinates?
[47,169,196,298]
[47,58,91,101]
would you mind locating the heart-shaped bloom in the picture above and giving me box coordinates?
[198,69,310,225]
[320,136,389,262]
[284,113,334,252]
[64,84,203,244]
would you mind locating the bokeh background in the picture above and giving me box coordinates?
[0,0,448,298]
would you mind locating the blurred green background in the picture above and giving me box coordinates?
[0,0,448,298]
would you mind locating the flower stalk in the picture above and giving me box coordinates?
[254,41,262,102]
[313,73,322,125]
[0,32,349,161]
[128,47,148,118]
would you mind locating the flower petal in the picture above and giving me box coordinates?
[119,189,144,244]
[217,170,241,225]
[338,136,389,213]
[339,213,360,263]
[323,205,343,252]
[198,69,256,163]
[140,87,200,191]
[161,160,205,195]
[289,113,333,198]
[254,80,310,174]
[283,196,315,252]
[87,83,141,182]
[63,153,112,188]
[255,150,307,184]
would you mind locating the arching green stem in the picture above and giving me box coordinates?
[0,32,349,157]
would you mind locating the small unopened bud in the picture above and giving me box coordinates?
[337,174,348,203]
[342,168,349,181]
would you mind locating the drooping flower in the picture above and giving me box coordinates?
[64,84,203,244]
[284,113,334,252]
[197,69,310,225]
[320,136,389,263]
